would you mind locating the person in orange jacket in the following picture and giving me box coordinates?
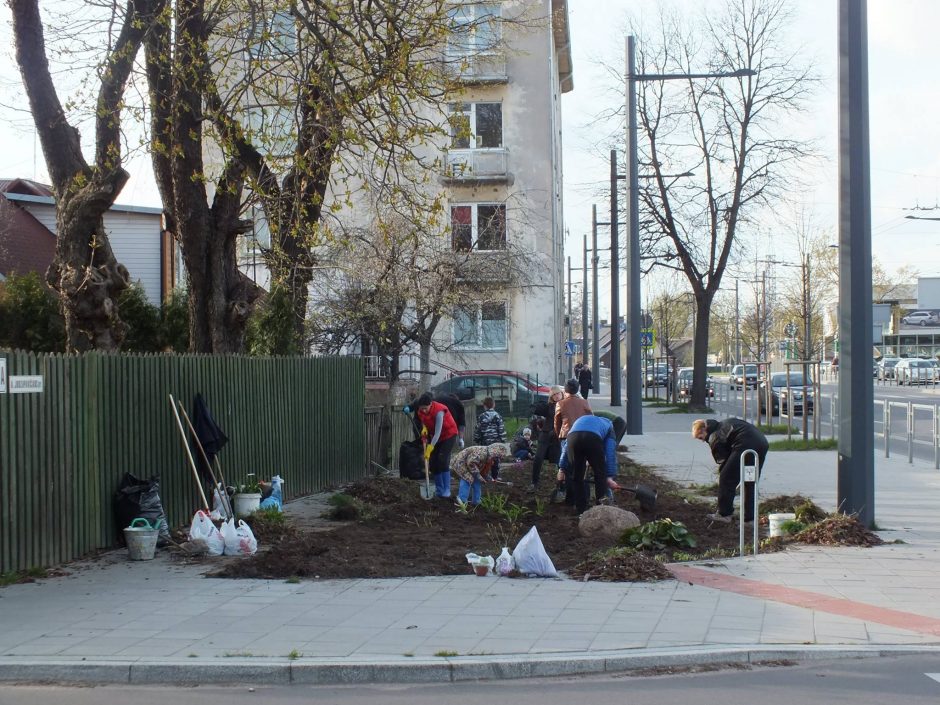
[415,392,460,498]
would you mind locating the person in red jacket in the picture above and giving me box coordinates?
[415,392,460,498]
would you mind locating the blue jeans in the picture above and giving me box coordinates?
[457,477,481,505]
[434,470,452,498]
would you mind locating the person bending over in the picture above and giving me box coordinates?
[692,417,768,523]
[564,414,619,514]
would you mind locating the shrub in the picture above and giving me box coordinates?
[0,271,65,351]
[620,518,697,551]
[160,287,190,352]
[118,282,162,351]
[245,285,303,356]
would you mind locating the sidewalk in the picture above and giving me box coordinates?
[2,403,940,685]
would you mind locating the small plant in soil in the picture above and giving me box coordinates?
[533,497,547,516]
[435,650,458,657]
[621,519,697,551]
[479,493,508,514]
[779,519,806,535]
[794,500,827,524]
[326,493,364,521]
[287,649,302,660]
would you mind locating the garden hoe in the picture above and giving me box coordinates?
[420,439,434,500]
[607,478,657,512]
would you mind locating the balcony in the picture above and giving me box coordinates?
[444,51,508,84]
[442,148,511,185]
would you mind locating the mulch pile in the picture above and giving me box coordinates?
[792,515,884,547]
[567,549,673,582]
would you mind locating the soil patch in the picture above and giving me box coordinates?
[209,457,881,583]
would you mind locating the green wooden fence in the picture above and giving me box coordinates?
[0,351,366,573]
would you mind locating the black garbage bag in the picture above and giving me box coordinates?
[114,473,171,545]
[398,440,425,480]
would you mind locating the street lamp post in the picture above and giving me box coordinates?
[625,35,755,434]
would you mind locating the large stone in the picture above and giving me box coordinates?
[578,505,640,539]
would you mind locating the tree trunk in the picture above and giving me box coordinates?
[419,341,432,392]
[9,0,164,351]
[690,292,715,409]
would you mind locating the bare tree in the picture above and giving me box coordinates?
[8,0,167,350]
[308,207,543,385]
[604,0,816,407]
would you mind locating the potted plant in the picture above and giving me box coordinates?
[233,475,262,518]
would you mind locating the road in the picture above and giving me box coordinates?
[3,655,940,704]
[707,378,940,465]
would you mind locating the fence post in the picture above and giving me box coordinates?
[934,404,939,470]
[908,402,914,464]
[885,403,890,458]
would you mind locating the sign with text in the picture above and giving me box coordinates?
[9,375,43,394]
[0,358,6,393]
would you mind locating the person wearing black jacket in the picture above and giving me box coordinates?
[578,364,593,399]
[693,417,768,523]
[528,385,564,491]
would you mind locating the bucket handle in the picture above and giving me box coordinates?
[128,518,165,530]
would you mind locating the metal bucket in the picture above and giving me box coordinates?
[124,518,162,560]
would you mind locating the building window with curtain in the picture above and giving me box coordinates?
[450,203,506,251]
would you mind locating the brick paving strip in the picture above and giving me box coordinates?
[669,564,940,637]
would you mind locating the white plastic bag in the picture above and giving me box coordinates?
[465,552,494,575]
[222,518,258,556]
[495,546,515,576]
[188,510,225,556]
[210,484,230,521]
[512,526,557,577]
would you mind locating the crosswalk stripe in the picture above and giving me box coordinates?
[925,673,940,684]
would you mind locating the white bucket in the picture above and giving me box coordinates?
[233,493,261,518]
[769,513,796,537]
[124,518,160,560]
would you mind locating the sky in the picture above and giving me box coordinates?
[1,0,939,318]
[561,0,940,317]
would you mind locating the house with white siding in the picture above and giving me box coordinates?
[0,178,173,304]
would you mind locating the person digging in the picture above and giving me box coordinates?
[692,418,768,524]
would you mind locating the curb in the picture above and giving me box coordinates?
[2,645,940,685]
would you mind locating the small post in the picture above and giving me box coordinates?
[739,449,760,557]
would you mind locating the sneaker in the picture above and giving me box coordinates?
[706,512,732,524]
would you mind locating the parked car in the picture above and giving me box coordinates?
[431,370,551,407]
[644,364,672,388]
[878,357,900,380]
[730,364,759,390]
[900,311,940,327]
[759,372,814,416]
[677,367,715,399]
[895,358,938,385]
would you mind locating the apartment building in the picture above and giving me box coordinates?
[220,1,572,383]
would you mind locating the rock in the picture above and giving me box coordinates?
[578,505,640,539]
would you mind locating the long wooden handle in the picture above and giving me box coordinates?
[177,400,233,519]
[169,394,210,512]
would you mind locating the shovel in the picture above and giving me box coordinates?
[420,440,434,500]
[607,478,657,512]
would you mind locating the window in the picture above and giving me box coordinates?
[247,10,296,59]
[449,103,502,149]
[454,303,508,349]
[448,3,501,57]
[450,203,506,251]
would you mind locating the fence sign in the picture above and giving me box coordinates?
[8,375,44,394]
[0,358,5,393]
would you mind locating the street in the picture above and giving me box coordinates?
[3,655,940,704]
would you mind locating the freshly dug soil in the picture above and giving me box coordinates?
[209,458,882,583]
[212,458,752,582]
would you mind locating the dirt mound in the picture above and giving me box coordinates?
[792,515,883,546]
[568,548,672,582]
[759,494,814,514]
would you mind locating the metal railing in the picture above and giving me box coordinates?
[443,148,509,181]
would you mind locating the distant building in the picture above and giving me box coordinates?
[0,178,173,303]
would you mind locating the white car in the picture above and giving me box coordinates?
[895,358,938,385]
[901,311,939,327]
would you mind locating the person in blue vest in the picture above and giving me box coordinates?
[564,414,619,514]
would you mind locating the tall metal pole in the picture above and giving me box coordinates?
[567,256,573,380]
[838,0,874,526]
[582,234,589,378]
[610,151,622,406]
[761,271,768,364]
[625,35,642,434]
[735,279,741,365]
[591,206,601,395]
